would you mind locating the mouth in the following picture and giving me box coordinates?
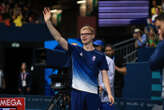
[82,38,88,42]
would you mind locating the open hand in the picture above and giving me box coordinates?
[43,8,51,22]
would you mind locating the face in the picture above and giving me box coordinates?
[95,46,103,51]
[152,0,156,6]
[21,63,26,70]
[133,33,138,39]
[105,46,114,57]
[155,20,164,40]
[134,32,141,39]
[148,28,154,36]
[80,29,95,45]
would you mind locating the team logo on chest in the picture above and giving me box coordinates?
[92,56,96,61]
[80,52,83,56]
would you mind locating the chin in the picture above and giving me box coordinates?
[82,41,89,45]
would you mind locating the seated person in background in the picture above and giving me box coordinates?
[147,26,159,47]
[18,62,32,94]
[133,28,147,48]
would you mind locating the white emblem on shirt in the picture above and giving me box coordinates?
[80,52,83,56]
[92,56,96,61]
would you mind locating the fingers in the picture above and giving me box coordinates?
[43,7,50,15]
[112,97,114,104]
[109,103,112,106]
[45,8,50,13]
[109,97,114,106]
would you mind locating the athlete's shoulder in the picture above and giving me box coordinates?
[70,44,81,48]
[69,43,82,50]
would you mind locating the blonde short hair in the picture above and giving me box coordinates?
[80,25,95,34]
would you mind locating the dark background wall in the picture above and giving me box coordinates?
[0,42,45,94]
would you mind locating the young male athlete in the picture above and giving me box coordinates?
[43,8,114,110]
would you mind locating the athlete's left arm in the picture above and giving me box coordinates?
[101,70,114,105]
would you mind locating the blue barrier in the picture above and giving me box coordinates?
[123,62,162,104]
[0,23,53,41]
[0,95,51,110]
[137,47,155,62]
[123,62,152,99]
[0,95,161,110]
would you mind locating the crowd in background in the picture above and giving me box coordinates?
[0,0,163,28]
[0,2,164,110]
[132,0,164,48]
[0,0,40,27]
[132,25,159,48]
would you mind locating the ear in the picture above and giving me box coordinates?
[92,34,95,40]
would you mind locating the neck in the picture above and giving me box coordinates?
[83,43,95,51]
[108,55,114,58]
[22,70,26,73]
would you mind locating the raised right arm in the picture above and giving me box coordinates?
[43,8,68,51]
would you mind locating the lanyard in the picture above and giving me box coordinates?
[21,73,27,80]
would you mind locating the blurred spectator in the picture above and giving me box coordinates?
[104,44,127,98]
[12,3,23,27]
[0,68,6,93]
[151,0,161,16]
[93,40,104,51]
[147,18,152,25]
[0,14,3,23]
[13,12,23,27]
[149,12,164,109]
[147,26,159,47]
[0,3,6,14]
[28,15,35,23]
[0,0,40,27]
[12,3,21,16]
[3,3,11,26]
[133,28,147,48]
[144,26,149,37]
[22,5,31,24]
[94,40,115,110]
[149,12,164,70]
[4,18,11,26]
[161,0,164,12]
[18,62,32,94]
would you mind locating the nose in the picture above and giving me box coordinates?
[81,35,87,39]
